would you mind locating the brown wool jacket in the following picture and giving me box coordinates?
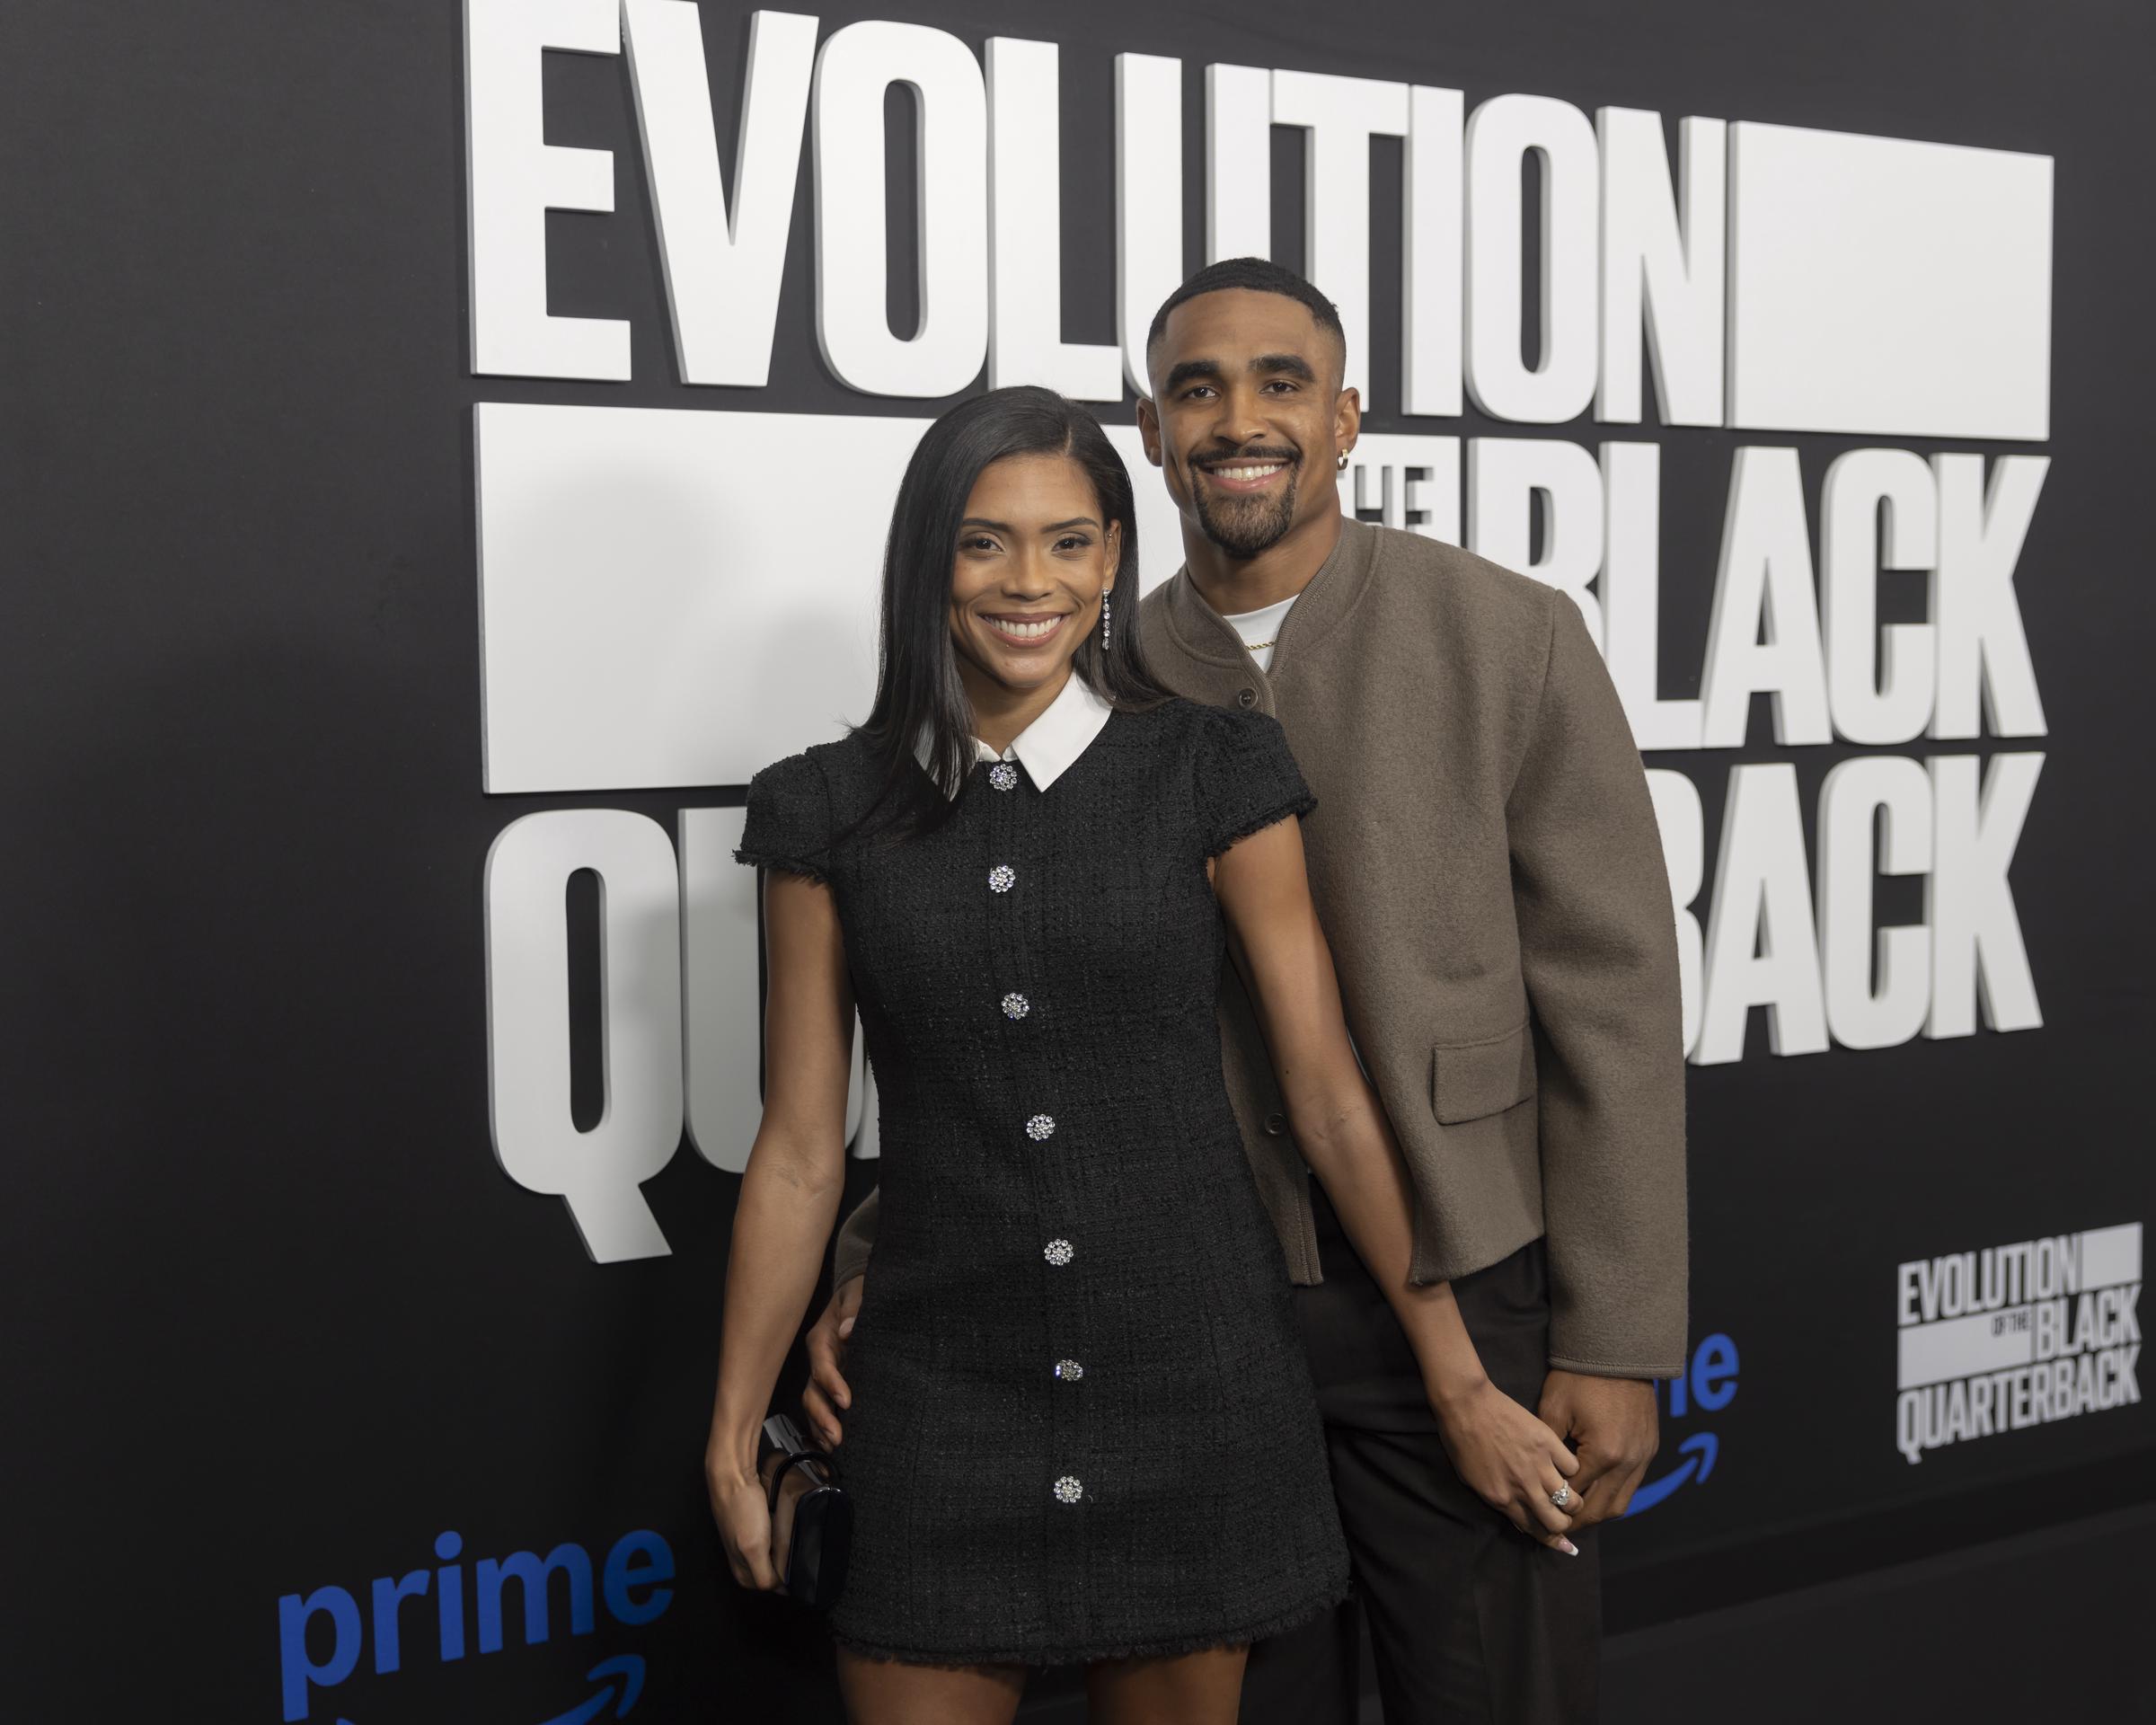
[833,518,1688,1378]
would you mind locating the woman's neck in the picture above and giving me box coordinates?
[959,658,1073,756]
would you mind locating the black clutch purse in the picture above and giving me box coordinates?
[756,1413,852,1610]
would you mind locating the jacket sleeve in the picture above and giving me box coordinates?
[1507,592,1689,1378]
[832,1187,879,1287]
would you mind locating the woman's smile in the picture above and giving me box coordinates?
[979,611,1071,648]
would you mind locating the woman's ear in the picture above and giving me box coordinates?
[1103,521,1123,592]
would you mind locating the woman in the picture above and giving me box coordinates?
[707,386,1579,1724]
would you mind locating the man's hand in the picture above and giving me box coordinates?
[1537,1370,1659,1529]
[801,1274,862,1448]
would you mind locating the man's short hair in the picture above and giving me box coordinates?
[1144,258,1345,368]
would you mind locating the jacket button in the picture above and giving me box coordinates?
[1263,1111,1287,1137]
[1236,687,1258,708]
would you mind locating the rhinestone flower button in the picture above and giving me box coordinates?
[1053,1475,1084,1504]
[1002,992,1030,1021]
[1044,1238,1074,1267]
[1055,1358,1083,1381]
[989,762,1020,791]
[988,863,1016,893]
[1025,1113,1056,1142]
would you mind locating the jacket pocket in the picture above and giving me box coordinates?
[1430,1021,1537,1124]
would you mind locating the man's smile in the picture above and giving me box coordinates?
[1196,458,1292,492]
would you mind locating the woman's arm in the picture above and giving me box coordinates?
[706,869,857,1588]
[1210,823,1581,1552]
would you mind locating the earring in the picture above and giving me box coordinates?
[1336,449,1351,472]
[1100,592,1113,650]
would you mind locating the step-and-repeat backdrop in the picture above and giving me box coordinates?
[6,0,2150,1718]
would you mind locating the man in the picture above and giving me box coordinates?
[800,258,1687,1722]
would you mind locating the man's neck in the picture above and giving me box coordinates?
[1181,505,1345,618]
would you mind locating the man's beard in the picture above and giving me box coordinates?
[1188,456,1302,558]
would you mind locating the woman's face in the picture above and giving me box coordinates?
[947,452,1121,696]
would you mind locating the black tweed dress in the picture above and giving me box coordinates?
[735,695,1350,1667]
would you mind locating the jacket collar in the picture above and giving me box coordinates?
[1158,516,1383,676]
[914,668,1115,798]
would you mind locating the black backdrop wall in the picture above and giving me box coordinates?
[4,1,2152,1720]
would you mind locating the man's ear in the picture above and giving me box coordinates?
[1334,383,1362,460]
[1135,395,1165,467]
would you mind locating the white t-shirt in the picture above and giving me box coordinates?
[1220,594,1298,673]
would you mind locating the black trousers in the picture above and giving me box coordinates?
[1240,1188,1601,1724]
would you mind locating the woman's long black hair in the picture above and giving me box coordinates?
[849,385,1174,838]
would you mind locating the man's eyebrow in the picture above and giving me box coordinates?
[1162,353,1319,392]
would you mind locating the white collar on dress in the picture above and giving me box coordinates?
[913,670,1115,798]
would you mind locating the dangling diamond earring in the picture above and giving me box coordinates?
[1100,592,1112,650]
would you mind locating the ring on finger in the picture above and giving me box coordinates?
[1550,1484,1575,1511]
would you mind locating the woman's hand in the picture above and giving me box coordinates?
[1210,816,1581,1557]
[705,868,853,1593]
[801,1273,862,1448]
[1430,1378,1583,1553]
[707,1449,782,1590]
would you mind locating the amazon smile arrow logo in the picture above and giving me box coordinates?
[537,1654,646,1724]
[332,1652,646,1725]
[1625,1431,1718,1516]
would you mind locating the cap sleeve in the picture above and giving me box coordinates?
[1195,707,1316,860]
[733,751,834,883]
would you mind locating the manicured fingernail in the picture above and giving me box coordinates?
[1560,1540,1579,1556]
[838,1393,850,1408]
[839,1317,855,1336]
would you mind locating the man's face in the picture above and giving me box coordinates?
[1139,288,1357,560]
